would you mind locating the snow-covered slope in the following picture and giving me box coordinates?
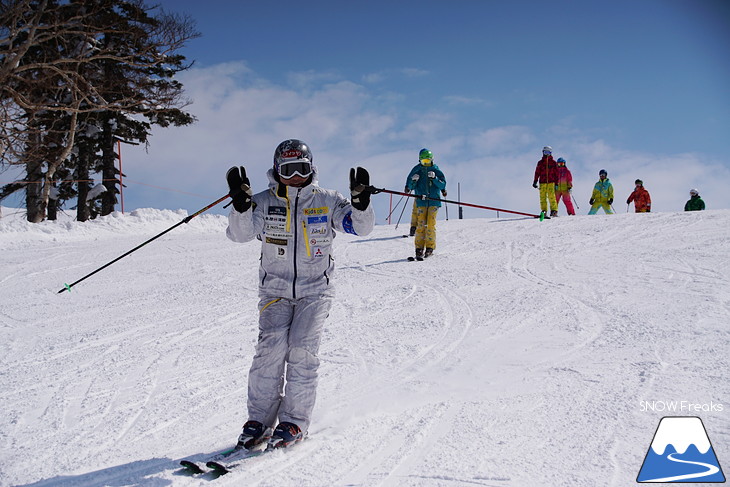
[1,207,728,486]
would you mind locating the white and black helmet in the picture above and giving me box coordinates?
[273,139,313,180]
[689,188,699,196]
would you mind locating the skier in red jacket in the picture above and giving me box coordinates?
[532,146,559,217]
[626,179,651,213]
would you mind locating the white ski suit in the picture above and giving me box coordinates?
[226,169,374,433]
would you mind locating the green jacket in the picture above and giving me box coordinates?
[684,195,705,211]
[591,178,614,204]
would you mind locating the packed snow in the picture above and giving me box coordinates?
[1,205,728,486]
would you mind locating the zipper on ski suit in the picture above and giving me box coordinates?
[292,188,301,299]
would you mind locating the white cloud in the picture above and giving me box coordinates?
[123,62,729,218]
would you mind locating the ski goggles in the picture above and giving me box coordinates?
[278,161,313,179]
[420,158,433,166]
[543,150,552,156]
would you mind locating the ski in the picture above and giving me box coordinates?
[407,256,423,261]
[179,459,206,474]
[206,447,268,474]
[205,439,305,474]
[179,444,261,475]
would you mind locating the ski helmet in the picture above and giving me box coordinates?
[599,169,607,177]
[690,188,699,196]
[557,157,566,164]
[543,146,553,155]
[419,148,433,166]
[273,139,313,179]
[635,179,643,186]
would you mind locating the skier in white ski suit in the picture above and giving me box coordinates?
[226,139,375,448]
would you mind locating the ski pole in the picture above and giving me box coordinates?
[384,192,406,223]
[369,186,541,218]
[394,191,411,229]
[571,192,580,210]
[58,193,231,294]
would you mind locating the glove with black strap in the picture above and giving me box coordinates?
[226,166,253,212]
[349,166,372,211]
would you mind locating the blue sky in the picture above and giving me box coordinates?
[6,0,728,219]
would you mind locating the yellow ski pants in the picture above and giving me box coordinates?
[415,205,439,250]
[539,183,558,213]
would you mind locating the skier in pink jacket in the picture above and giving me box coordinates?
[555,157,575,215]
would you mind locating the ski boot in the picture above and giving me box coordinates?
[237,420,271,451]
[550,210,558,217]
[414,247,424,261]
[424,247,434,258]
[269,422,303,449]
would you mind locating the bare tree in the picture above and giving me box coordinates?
[0,0,198,221]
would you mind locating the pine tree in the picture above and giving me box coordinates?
[0,0,198,221]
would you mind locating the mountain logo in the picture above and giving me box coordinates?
[637,416,725,483]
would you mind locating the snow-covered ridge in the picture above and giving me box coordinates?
[0,206,227,243]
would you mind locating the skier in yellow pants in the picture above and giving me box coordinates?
[405,148,447,259]
[414,205,439,252]
[532,146,559,217]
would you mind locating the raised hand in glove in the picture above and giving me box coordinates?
[411,174,420,182]
[441,189,447,197]
[608,198,613,205]
[226,166,253,212]
[349,166,372,211]
[427,171,436,179]
[589,198,595,205]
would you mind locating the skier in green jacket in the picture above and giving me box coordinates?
[684,188,705,211]
[588,169,614,215]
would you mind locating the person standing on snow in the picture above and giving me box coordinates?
[684,188,705,211]
[405,148,446,259]
[532,146,559,217]
[588,169,614,214]
[225,139,375,450]
[554,157,575,215]
[626,179,651,213]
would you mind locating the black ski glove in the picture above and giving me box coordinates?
[226,166,253,212]
[532,182,538,188]
[349,166,372,211]
[589,198,595,205]
[608,198,613,205]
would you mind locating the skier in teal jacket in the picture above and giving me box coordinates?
[405,148,446,259]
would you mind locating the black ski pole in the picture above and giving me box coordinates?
[384,192,406,223]
[370,186,541,218]
[394,190,411,229]
[58,193,231,294]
